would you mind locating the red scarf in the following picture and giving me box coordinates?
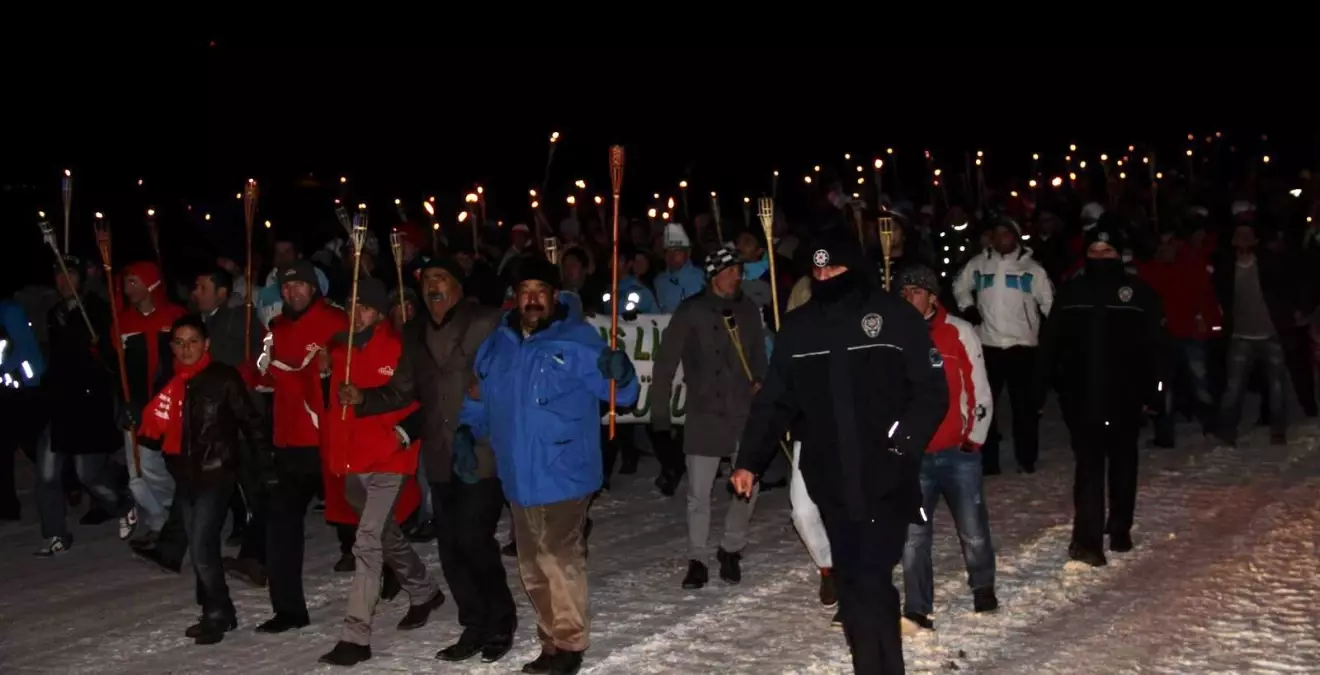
[138,353,212,455]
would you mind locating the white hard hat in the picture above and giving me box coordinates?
[663,223,691,249]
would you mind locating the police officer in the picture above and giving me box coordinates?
[1033,215,1168,567]
[732,227,949,675]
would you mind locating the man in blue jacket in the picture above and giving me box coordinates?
[653,223,706,314]
[1,299,46,520]
[461,256,638,675]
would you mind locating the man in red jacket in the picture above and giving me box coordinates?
[253,260,349,634]
[117,261,187,548]
[1137,232,1222,445]
[318,279,444,667]
[898,265,998,635]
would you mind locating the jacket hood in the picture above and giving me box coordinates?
[983,246,1035,262]
[122,261,170,310]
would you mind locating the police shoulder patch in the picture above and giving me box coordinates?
[929,347,944,368]
[1118,286,1133,303]
[813,249,830,268]
[860,312,882,338]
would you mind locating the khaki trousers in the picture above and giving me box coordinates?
[511,496,591,653]
[341,472,437,646]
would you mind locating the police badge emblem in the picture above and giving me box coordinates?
[1118,286,1133,303]
[813,249,830,268]
[861,312,882,338]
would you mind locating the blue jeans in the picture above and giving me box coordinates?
[35,426,123,540]
[178,478,236,621]
[1218,337,1287,441]
[1155,339,1214,443]
[902,447,996,617]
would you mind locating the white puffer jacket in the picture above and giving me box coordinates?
[953,246,1054,348]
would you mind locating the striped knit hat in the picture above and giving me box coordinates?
[704,245,741,279]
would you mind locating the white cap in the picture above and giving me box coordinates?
[1230,200,1256,216]
[663,223,691,249]
[1080,202,1105,223]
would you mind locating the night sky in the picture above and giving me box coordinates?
[3,46,1314,293]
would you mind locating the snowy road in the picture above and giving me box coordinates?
[1,415,1316,674]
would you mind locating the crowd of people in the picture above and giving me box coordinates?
[2,154,1318,674]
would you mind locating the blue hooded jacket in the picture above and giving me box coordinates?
[0,300,43,388]
[461,303,640,507]
[654,261,707,314]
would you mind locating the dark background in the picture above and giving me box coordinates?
[3,46,1315,294]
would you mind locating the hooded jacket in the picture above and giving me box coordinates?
[0,301,43,388]
[460,303,640,508]
[1136,245,1223,341]
[653,260,707,314]
[259,297,349,449]
[925,305,992,452]
[118,262,187,408]
[953,246,1054,348]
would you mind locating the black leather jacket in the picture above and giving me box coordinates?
[168,362,268,488]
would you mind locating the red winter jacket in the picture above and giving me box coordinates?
[1137,246,1222,341]
[261,299,348,449]
[926,306,993,452]
[322,323,420,477]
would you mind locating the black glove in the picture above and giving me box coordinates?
[118,407,140,432]
[964,307,983,326]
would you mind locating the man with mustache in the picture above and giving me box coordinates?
[341,257,517,664]
[460,257,638,675]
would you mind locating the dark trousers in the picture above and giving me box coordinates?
[650,427,687,479]
[1283,326,1318,416]
[179,477,237,621]
[336,522,356,556]
[982,346,1039,471]
[1154,339,1215,444]
[266,447,322,620]
[1218,337,1287,441]
[433,479,516,639]
[601,427,642,480]
[1065,412,1139,554]
[821,508,909,675]
[237,488,267,564]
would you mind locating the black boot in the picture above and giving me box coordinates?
[522,649,556,674]
[818,569,837,608]
[131,545,183,574]
[319,641,372,666]
[481,632,515,663]
[193,616,237,645]
[396,590,445,630]
[332,552,355,573]
[255,613,309,634]
[1068,544,1108,568]
[436,631,484,662]
[681,560,708,589]
[973,587,999,613]
[654,469,682,497]
[716,548,742,585]
[1109,531,1134,553]
[901,612,934,634]
[548,650,584,674]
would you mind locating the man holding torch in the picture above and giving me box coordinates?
[459,257,638,674]
[731,228,949,675]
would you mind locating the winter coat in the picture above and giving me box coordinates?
[260,298,349,449]
[1034,267,1169,425]
[358,302,502,483]
[1136,249,1223,341]
[461,303,640,508]
[118,302,186,411]
[925,306,992,452]
[256,265,330,328]
[653,261,707,314]
[953,246,1054,349]
[203,303,265,369]
[736,274,949,523]
[44,296,121,455]
[0,301,43,388]
[169,362,268,490]
[651,291,767,457]
[1211,249,1297,340]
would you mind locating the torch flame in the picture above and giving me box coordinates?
[264,220,272,229]
[1051,177,1063,187]
[477,186,484,195]
[433,222,440,231]
[1032,153,1040,161]
[933,169,942,177]
[667,197,675,209]
[394,198,401,205]
[529,189,538,197]
[358,203,367,210]
[550,131,560,143]
[977,150,984,158]
[64,169,72,178]
[1069,144,1077,152]
[1010,191,1019,198]
[137,178,144,186]
[566,196,577,205]
[465,193,479,204]
[844,153,851,160]
[804,176,813,184]
[423,202,434,216]
[661,212,670,220]
[648,208,658,218]
[340,176,347,184]
[857,177,864,184]
[886,148,894,155]
[146,208,156,217]
[856,165,864,172]
[531,201,540,209]
[874,159,883,169]
[594,196,603,205]
[743,197,750,203]
[679,181,688,189]
[95,212,104,219]
[38,210,46,218]
[812,165,821,172]
[574,180,586,190]
[1028,179,1038,188]
[1101,154,1109,161]
[1186,149,1193,157]
[458,212,468,223]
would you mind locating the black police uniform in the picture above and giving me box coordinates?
[737,228,949,675]
[1033,221,1168,565]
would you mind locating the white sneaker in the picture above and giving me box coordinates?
[35,535,73,557]
[119,508,138,540]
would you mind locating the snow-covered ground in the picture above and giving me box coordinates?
[1,412,1316,674]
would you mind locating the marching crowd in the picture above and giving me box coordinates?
[2,167,1319,674]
